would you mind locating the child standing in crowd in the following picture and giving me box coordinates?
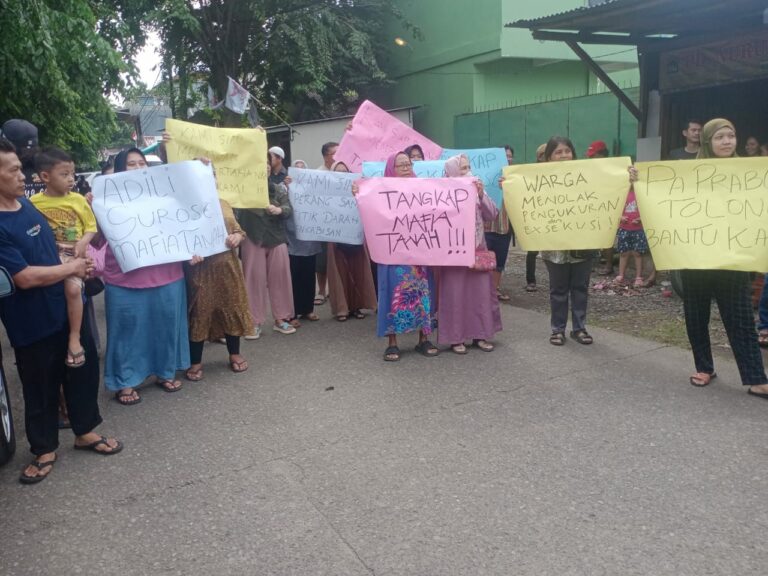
[30,147,97,367]
[614,186,649,287]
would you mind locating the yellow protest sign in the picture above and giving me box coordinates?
[635,158,768,272]
[165,118,269,208]
[502,157,631,251]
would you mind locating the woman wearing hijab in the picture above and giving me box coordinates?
[370,152,438,361]
[104,148,198,405]
[185,197,253,381]
[326,161,377,321]
[681,118,768,398]
[439,154,501,354]
[404,144,425,162]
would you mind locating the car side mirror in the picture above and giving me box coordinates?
[0,267,15,298]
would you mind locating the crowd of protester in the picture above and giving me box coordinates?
[0,113,766,485]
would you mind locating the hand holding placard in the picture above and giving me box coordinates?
[356,177,477,266]
[634,157,768,272]
[502,157,631,251]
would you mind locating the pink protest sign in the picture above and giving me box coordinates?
[335,100,443,172]
[356,177,477,267]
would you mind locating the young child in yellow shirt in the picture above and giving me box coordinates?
[30,148,97,367]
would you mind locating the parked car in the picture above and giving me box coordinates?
[0,266,16,465]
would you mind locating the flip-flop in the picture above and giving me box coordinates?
[314,295,327,305]
[383,346,401,362]
[19,456,57,485]
[74,435,124,456]
[497,291,511,301]
[414,340,439,357]
[65,348,85,368]
[451,344,468,355]
[758,331,768,348]
[336,315,348,322]
[230,359,248,373]
[748,388,768,400]
[549,332,565,346]
[302,313,320,321]
[689,372,717,387]
[570,330,594,345]
[115,389,141,405]
[156,379,183,393]
[352,310,366,319]
[472,339,495,352]
[185,367,204,381]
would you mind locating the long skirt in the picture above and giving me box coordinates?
[376,264,435,337]
[290,254,317,318]
[187,250,253,341]
[327,244,377,316]
[104,279,190,391]
[437,267,502,345]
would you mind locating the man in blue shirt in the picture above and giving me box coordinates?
[0,138,123,484]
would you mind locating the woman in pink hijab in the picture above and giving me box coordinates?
[440,154,502,353]
[373,151,438,361]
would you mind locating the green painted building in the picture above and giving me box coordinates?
[375,0,640,159]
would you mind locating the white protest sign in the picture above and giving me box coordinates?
[91,161,228,272]
[287,168,364,244]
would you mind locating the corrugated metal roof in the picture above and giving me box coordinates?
[508,0,766,40]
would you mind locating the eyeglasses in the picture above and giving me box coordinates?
[395,162,412,168]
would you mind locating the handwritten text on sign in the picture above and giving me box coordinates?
[502,157,631,251]
[362,160,446,179]
[165,118,269,209]
[287,168,363,244]
[634,158,768,272]
[335,100,443,172]
[91,161,228,273]
[441,148,507,208]
[356,177,477,266]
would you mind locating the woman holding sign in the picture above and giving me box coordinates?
[539,137,597,347]
[373,152,438,361]
[439,154,502,354]
[681,118,768,398]
[327,161,377,322]
[102,148,195,405]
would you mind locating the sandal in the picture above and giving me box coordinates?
[383,345,401,362]
[65,348,85,368]
[230,359,248,373]
[156,379,183,393]
[185,366,204,381]
[689,372,717,387]
[115,389,141,405]
[301,313,320,321]
[336,315,348,322]
[19,455,57,485]
[451,343,468,355]
[352,310,366,319]
[289,318,301,328]
[74,435,123,456]
[549,332,565,346]
[472,339,495,352]
[525,283,538,292]
[314,294,327,305]
[759,330,768,348]
[414,340,440,357]
[634,277,645,287]
[570,330,594,345]
[497,290,511,301]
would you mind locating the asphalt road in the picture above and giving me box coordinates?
[1,301,766,576]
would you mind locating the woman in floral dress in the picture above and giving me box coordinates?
[374,152,439,361]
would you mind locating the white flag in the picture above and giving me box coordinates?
[225,76,250,114]
[207,85,224,110]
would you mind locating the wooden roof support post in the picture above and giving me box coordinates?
[565,40,642,121]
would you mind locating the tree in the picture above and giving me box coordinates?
[149,0,419,125]
[0,0,151,165]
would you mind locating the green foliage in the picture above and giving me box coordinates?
[149,0,414,124]
[0,0,150,165]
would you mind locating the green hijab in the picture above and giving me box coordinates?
[697,118,737,159]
